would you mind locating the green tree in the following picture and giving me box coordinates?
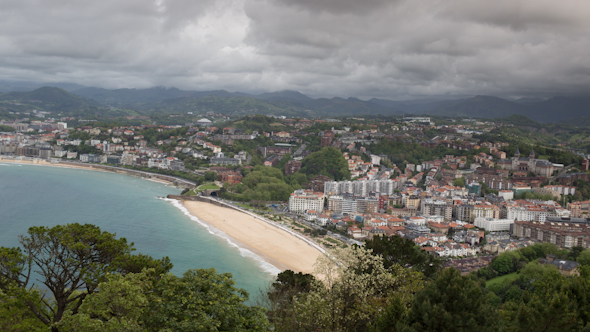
[265,270,316,327]
[57,268,269,332]
[204,171,218,182]
[578,250,590,266]
[55,272,148,332]
[300,147,351,180]
[453,177,466,187]
[403,268,500,332]
[492,254,514,275]
[145,268,269,331]
[365,236,442,278]
[274,246,423,332]
[0,224,171,330]
[497,259,590,331]
[0,284,47,332]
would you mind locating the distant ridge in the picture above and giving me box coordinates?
[0,82,587,123]
[0,87,102,113]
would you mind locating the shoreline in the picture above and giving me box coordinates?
[1,157,323,275]
[181,200,323,275]
[0,157,176,186]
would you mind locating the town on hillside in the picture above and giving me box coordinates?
[2,114,590,275]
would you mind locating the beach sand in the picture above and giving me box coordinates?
[183,201,322,274]
[0,158,106,171]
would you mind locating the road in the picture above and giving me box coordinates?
[293,143,307,157]
[549,163,576,182]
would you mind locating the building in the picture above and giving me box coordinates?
[263,155,279,167]
[539,255,580,276]
[405,195,421,214]
[421,198,453,221]
[80,154,101,163]
[210,157,242,165]
[221,171,243,185]
[558,172,590,185]
[474,217,514,232]
[512,218,590,248]
[289,190,325,213]
[257,146,292,157]
[327,194,379,215]
[196,118,213,127]
[324,179,397,197]
[497,148,554,177]
[284,160,302,175]
[321,130,334,147]
[567,200,590,218]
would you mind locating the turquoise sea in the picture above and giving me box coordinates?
[0,163,276,301]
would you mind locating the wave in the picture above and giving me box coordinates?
[160,198,282,276]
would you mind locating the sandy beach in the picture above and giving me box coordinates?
[0,157,106,171]
[183,200,322,274]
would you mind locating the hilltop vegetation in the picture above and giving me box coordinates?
[300,147,351,181]
[222,166,307,202]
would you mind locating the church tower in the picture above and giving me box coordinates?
[514,147,520,158]
[529,148,535,159]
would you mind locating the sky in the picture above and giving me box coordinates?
[1,0,589,100]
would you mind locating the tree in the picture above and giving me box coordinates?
[265,270,316,327]
[365,236,442,279]
[0,284,47,332]
[577,250,590,266]
[145,268,269,331]
[0,224,171,330]
[204,171,218,182]
[403,268,500,332]
[453,177,466,187]
[272,246,423,332]
[55,272,148,332]
[501,273,588,332]
[492,254,514,275]
[300,147,351,180]
[57,268,270,332]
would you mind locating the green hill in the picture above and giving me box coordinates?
[0,87,104,115]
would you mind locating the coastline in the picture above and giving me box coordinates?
[181,200,322,275]
[0,157,175,186]
[1,157,321,274]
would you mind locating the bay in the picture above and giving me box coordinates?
[0,163,275,301]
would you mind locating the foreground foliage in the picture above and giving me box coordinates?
[56,269,269,332]
[265,246,423,332]
[4,224,590,332]
[0,224,267,332]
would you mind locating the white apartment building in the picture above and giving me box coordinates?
[474,217,514,232]
[506,205,571,222]
[324,179,397,196]
[289,190,325,213]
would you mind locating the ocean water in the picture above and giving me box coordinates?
[0,163,276,301]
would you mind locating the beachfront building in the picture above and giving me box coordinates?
[289,189,325,213]
[327,194,379,215]
[324,179,397,196]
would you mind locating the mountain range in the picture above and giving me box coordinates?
[1,82,589,123]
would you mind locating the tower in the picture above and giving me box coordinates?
[529,148,535,159]
[514,147,520,158]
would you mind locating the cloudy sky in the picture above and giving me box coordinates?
[1,0,589,99]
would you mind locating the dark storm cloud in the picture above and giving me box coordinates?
[0,0,588,99]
